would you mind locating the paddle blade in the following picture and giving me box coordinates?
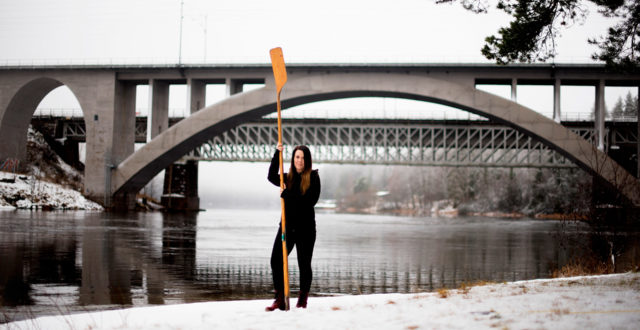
[269,47,288,93]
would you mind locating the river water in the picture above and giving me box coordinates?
[0,209,629,323]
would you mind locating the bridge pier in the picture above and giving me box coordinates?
[148,79,169,141]
[161,160,199,211]
[595,80,606,151]
[101,80,138,209]
[553,79,561,123]
[155,78,204,211]
[187,78,206,113]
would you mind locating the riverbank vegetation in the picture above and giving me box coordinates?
[322,164,592,219]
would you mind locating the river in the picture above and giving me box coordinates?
[0,208,631,323]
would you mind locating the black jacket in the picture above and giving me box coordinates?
[268,150,321,230]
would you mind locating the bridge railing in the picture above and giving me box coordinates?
[33,108,186,118]
[561,111,638,122]
[33,107,638,123]
[34,108,84,118]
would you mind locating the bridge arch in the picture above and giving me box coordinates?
[0,77,94,163]
[112,73,640,206]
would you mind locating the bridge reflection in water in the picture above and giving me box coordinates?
[1,209,639,323]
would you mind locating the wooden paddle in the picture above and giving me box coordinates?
[269,46,290,311]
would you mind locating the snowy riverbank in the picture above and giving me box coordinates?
[0,171,102,210]
[4,272,639,329]
[0,128,102,210]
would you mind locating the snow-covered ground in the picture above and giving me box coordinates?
[0,170,102,210]
[4,272,639,330]
[0,127,102,210]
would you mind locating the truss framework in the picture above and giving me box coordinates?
[54,118,622,168]
[184,122,607,168]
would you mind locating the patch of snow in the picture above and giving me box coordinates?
[431,199,459,217]
[0,126,102,211]
[4,272,639,329]
[0,171,102,210]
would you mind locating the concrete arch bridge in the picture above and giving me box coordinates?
[0,63,638,209]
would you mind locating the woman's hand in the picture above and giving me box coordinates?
[276,143,283,152]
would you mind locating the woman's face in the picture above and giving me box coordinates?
[294,150,305,173]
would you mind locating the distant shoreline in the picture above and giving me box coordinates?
[329,205,585,221]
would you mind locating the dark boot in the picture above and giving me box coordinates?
[265,291,285,311]
[296,291,309,308]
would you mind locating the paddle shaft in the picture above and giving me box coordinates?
[276,90,290,311]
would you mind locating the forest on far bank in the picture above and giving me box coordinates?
[321,164,592,217]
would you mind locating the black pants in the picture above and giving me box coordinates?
[270,225,316,293]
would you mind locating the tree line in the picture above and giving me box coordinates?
[321,164,592,217]
[609,92,638,119]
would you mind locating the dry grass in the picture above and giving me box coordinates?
[519,285,528,294]
[552,258,613,278]
[552,308,571,315]
[458,280,495,295]
[437,280,496,298]
[437,288,450,299]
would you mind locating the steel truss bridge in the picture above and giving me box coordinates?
[33,116,638,168]
[189,119,595,167]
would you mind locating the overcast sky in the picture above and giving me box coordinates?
[0,0,620,64]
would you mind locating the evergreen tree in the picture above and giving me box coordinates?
[622,91,638,117]
[611,97,624,119]
[437,0,640,70]
[497,168,523,212]
[526,168,549,213]
[446,168,477,207]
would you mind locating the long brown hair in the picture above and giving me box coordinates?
[287,145,313,195]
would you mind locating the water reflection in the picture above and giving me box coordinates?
[313,216,579,295]
[0,210,638,323]
[0,212,82,309]
[76,212,201,306]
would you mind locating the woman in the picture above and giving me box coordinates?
[265,143,321,311]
